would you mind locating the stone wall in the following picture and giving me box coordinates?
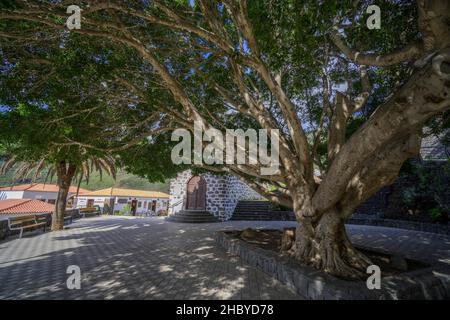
[216,231,450,300]
[168,170,192,215]
[0,219,7,240]
[348,217,450,235]
[221,174,263,220]
[355,161,450,223]
[354,187,391,218]
[168,170,263,220]
[204,174,228,219]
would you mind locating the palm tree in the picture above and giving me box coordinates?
[1,155,116,230]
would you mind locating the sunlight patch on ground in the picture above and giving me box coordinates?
[192,246,214,252]
[159,264,174,272]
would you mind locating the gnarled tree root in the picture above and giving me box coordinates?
[282,218,372,280]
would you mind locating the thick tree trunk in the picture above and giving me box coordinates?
[51,162,77,231]
[284,208,372,280]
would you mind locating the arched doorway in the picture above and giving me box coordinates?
[186,176,206,210]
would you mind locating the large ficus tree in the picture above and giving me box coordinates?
[0,30,168,230]
[1,0,449,278]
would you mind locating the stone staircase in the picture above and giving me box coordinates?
[231,200,296,221]
[166,210,221,223]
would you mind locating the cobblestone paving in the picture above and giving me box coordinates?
[0,216,448,300]
[0,217,302,300]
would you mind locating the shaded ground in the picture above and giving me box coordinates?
[0,216,301,300]
[232,229,430,277]
[0,216,449,299]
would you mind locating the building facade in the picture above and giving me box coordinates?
[0,183,89,206]
[168,170,263,221]
[76,187,169,216]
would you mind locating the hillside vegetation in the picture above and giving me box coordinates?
[0,162,169,192]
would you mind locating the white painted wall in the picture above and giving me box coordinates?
[168,170,264,220]
[76,196,168,215]
[0,191,24,200]
[22,191,58,201]
[0,190,79,204]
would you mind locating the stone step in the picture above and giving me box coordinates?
[235,201,271,204]
[170,213,218,218]
[236,203,270,205]
[170,216,216,220]
[167,216,220,223]
[235,204,271,208]
[232,213,272,217]
[172,210,213,217]
[171,215,215,220]
[231,210,296,221]
[230,216,273,221]
[233,200,296,222]
[236,200,272,210]
[232,215,272,220]
[231,213,272,216]
[166,210,220,223]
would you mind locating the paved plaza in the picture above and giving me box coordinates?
[0,216,449,299]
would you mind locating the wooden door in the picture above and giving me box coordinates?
[109,198,115,215]
[186,176,206,210]
[130,199,137,216]
[87,199,94,208]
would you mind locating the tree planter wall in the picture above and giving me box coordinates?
[348,217,450,236]
[216,231,450,300]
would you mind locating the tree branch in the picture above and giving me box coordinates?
[330,29,423,66]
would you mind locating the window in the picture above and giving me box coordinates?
[138,201,142,208]
[87,199,94,208]
[117,198,128,204]
[48,199,56,205]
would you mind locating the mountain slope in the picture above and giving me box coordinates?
[0,163,169,192]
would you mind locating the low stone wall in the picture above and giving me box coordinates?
[216,231,450,300]
[0,219,7,240]
[355,161,450,223]
[231,210,449,235]
[66,208,81,220]
[348,217,450,235]
[266,211,296,221]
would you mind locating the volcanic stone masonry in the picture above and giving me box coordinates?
[168,170,263,221]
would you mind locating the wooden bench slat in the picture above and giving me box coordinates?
[21,222,46,229]
[10,216,36,222]
[7,214,48,238]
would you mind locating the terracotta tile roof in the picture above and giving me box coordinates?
[0,199,55,215]
[82,187,169,199]
[0,183,89,194]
